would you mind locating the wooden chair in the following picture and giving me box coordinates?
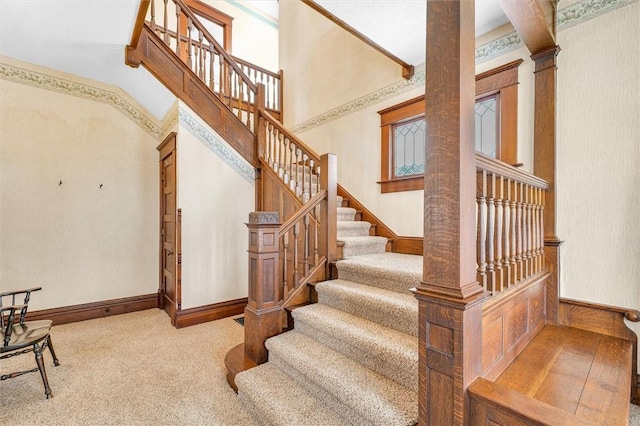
[1,287,60,398]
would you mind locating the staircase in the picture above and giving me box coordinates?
[235,196,422,425]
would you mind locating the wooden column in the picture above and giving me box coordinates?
[532,46,562,324]
[319,153,338,272]
[412,1,487,424]
[244,211,282,364]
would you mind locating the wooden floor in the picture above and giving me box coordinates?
[495,325,633,425]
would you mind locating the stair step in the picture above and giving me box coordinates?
[337,253,422,294]
[316,279,418,337]
[266,331,418,426]
[337,207,356,221]
[337,220,372,237]
[236,363,350,426]
[339,236,388,258]
[292,303,418,391]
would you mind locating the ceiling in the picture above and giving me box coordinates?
[0,0,509,121]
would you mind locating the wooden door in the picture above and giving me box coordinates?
[157,133,180,324]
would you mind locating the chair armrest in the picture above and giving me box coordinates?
[0,287,42,299]
[559,298,640,340]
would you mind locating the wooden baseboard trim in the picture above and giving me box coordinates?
[174,298,247,329]
[25,294,158,326]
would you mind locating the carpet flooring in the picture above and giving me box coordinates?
[1,308,638,425]
[0,309,256,426]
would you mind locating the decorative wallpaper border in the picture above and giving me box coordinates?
[293,0,638,134]
[0,62,162,139]
[178,108,256,185]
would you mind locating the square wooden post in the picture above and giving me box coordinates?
[244,212,282,365]
[412,1,487,424]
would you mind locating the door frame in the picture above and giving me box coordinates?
[157,132,182,325]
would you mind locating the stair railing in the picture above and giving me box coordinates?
[244,109,337,364]
[141,0,261,131]
[475,153,550,296]
[232,56,283,119]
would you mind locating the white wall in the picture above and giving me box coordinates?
[0,58,159,311]
[176,103,254,309]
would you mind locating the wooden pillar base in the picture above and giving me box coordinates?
[224,343,257,392]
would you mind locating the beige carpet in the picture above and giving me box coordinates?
[0,309,256,426]
[1,308,639,425]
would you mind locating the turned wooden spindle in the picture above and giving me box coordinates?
[175,4,181,56]
[163,0,169,44]
[476,170,488,291]
[503,178,511,288]
[486,173,496,292]
[494,176,504,293]
[292,223,299,294]
[304,214,310,274]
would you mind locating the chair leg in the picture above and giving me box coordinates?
[47,335,60,366]
[34,342,53,399]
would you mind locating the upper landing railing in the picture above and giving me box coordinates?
[134,0,282,130]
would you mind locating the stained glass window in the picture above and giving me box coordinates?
[475,96,498,158]
[393,118,425,178]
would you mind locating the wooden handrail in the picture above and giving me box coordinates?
[280,189,327,235]
[170,0,256,93]
[259,108,320,163]
[476,153,549,190]
[232,56,281,79]
[301,0,414,79]
[130,0,151,47]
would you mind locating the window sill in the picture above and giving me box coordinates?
[377,176,424,193]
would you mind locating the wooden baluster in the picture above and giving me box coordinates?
[292,223,299,292]
[289,142,295,191]
[238,79,244,121]
[486,174,496,292]
[150,0,156,31]
[269,124,276,170]
[175,4,181,56]
[307,159,314,203]
[283,138,290,185]
[265,75,271,110]
[295,148,302,197]
[516,181,524,282]
[301,154,307,202]
[525,185,533,277]
[228,66,234,109]
[278,133,285,179]
[539,187,545,271]
[199,31,204,79]
[531,186,538,274]
[283,232,289,298]
[316,162,321,194]
[494,176,504,293]
[503,178,511,287]
[186,18,192,69]
[509,180,518,286]
[163,0,170,45]
[313,211,319,266]
[476,171,488,291]
[304,214,310,274]
[208,45,214,90]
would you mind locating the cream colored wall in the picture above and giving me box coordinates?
[204,0,279,71]
[280,0,640,333]
[0,60,160,311]
[556,3,640,320]
[176,103,254,309]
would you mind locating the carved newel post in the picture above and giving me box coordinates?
[244,211,282,365]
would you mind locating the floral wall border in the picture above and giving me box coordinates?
[292,0,638,135]
[178,107,256,185]
[0,62,162,139]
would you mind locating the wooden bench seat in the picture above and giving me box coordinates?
[469,325,634,425]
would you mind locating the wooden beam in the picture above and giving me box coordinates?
[499,0,556,55]
[301,0,414,79]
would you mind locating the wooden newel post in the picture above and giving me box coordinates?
[319,153,338,272]
[244,211,282,365]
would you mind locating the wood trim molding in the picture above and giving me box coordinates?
[174,297,247,328]
[499,0,557,55]
[25,294,158,326]
[475,59,523,95]
[300,0,414,79]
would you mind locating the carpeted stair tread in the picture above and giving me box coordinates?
[337,220,372,237]
[339,236,388,258]
[236,363,348,426]
[337,195,344,205]
[267,331,418,426]
[337,207,356,221]
[292,303,418,391]
[337,253,422,293]
[315,279,418,337]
